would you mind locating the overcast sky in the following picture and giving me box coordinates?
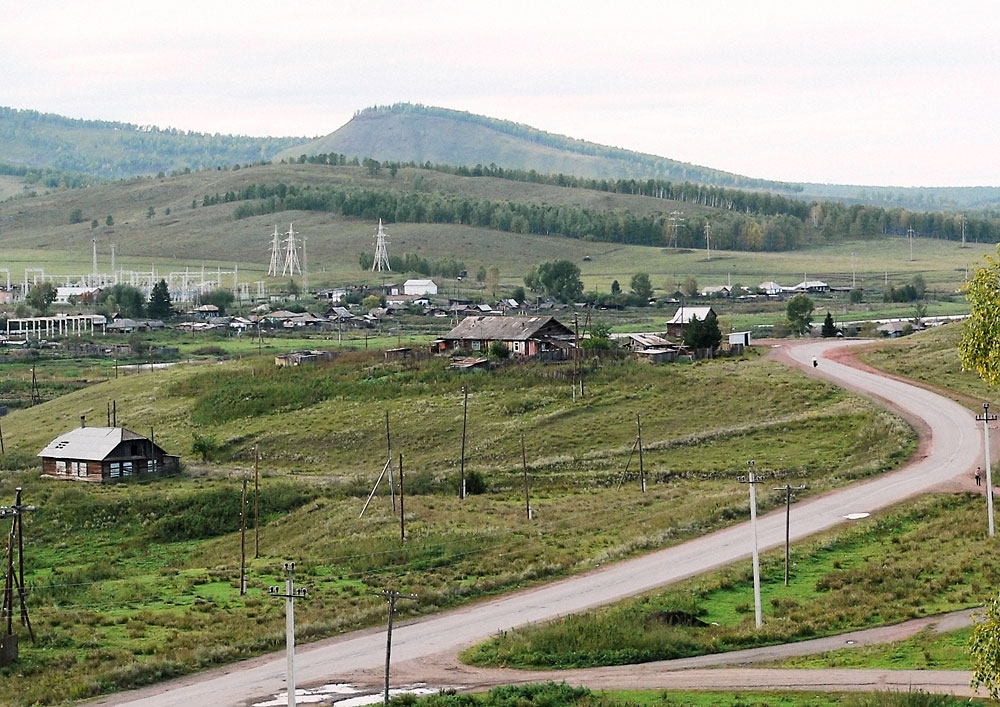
[3,1,998,187]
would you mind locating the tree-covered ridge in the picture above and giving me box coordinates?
[227,170,1000,252]
[0,107,311,179]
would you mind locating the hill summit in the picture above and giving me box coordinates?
[277,103,796,192]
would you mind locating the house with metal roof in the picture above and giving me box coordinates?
[433,316,574,359]
[38,424,179,483]
[666,306,717,338]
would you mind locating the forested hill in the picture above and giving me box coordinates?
[277,104,799,193]
[0,107,311,180]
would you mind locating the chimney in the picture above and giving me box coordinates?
[80,415,86,428]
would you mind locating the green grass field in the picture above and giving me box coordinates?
[462,494,995,670]
[0,346,919,704]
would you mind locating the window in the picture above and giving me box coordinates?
[109,462,120,478]
[55,460,67,474]
[74,461,86,476]
[471,341,481,351]
[122,461,133,477]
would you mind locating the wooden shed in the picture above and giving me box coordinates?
[38,425,179,483]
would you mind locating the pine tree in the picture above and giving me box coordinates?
[148,279,173,319]
[822,311,837,337]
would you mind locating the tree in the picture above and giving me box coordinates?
[101,284,146,318]
[148,279,174,319]
[681,275,699,298]
[69,208,83,224]
[821,311,837,337]
[630,272,653,302]
[970,591,1000,698]
[105,214,114,226]
[91,219,98,229]
[362,294,382,311]
[535,260,583,303]
[488,341,510,359]
[476,265,487,283]
[581,321,614,351]
[201,288,235,315]
[610,280,621,295]
[683,312,722,351]
[786,294,815,336]
[485,266,500,298]
[146,206,155,219]
[849,288,864,304]
[960,248,1000,385]
[511,286,526,304]
[26,282,57,315]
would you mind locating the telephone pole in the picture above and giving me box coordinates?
[380,589,417,706]
[772,483,807,585]
[254,445,260,558]
[2,488,37,664]
[977,403,997,537]
[521,433,531,521]
[739,461,764,629]
[239,477,248,595]
[269,562,307,707]
[459,386,468,500]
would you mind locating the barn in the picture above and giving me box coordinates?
[38,424,179,483]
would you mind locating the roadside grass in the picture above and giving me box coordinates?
[775,626,973,671]
[389,683,985,706]
[857,321,995,406]
[462,493,995,669]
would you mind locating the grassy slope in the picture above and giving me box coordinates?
[0,162,993,297]
[0,349,917,704]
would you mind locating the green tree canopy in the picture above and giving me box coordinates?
[971,591,1000,698]
[630,272,653,302]
[534,260,583,303]
[786,293,815,336]
[683,312,722,351]
[100,284,146,318]
[200,289,235,316]
[821,311,837,337]
[960,248,1000,385]
[147,279,174,319]
[26,281,57,315]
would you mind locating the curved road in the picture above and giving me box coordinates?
[95,339,985,706]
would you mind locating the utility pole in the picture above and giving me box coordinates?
[399,454,405,542]
[240,477,248,595]
[380,589,417,706]
[978,403,997,537]
[907,227,915,261]
[704,222,711,261]
[637,414,646,493]
[772,483,807,586]
[0,419,4,454]
[459,386,468,500]
[739,461,764,629]
[254,445,260,558]
[961,215,967,248]
[269,562,307,707]
[2,488,37,663]
[573,313,580,400]
[521,433,531,521]
[851,251,857,290]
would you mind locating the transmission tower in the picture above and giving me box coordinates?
[267,226,283,277]
[668,210,685,249]
[372,219,391,272]
[282,223,301,277]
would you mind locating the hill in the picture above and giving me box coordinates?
[0,162,994,297]
[277,103,798,192]
[0,106,310,180]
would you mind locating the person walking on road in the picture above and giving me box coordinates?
[976,466,983,487]
[812,356,818,368]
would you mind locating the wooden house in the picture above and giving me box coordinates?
[38,425,179,483]
[433,316,574,359]
[666,306,717,338]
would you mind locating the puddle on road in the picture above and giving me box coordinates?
[253,683,460,706]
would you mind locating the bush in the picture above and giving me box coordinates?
[453,468,487,495]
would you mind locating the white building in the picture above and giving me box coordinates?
[403,279,438,296]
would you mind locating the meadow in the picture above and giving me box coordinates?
[0,346,917,704]
[461,493,994,669]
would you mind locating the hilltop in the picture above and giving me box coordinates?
[4,103,1000,211]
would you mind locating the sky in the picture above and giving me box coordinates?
[3,1,999,187]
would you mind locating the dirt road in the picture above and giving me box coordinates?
[93,339,986,706]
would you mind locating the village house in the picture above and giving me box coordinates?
[403,279,438,296]
[38,423,179,483]
[433,315,574,359]
[665,306,717,338]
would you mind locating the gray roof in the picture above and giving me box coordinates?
[38,426,147,461]
[443,316,572,342]
[667,306,716,325]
